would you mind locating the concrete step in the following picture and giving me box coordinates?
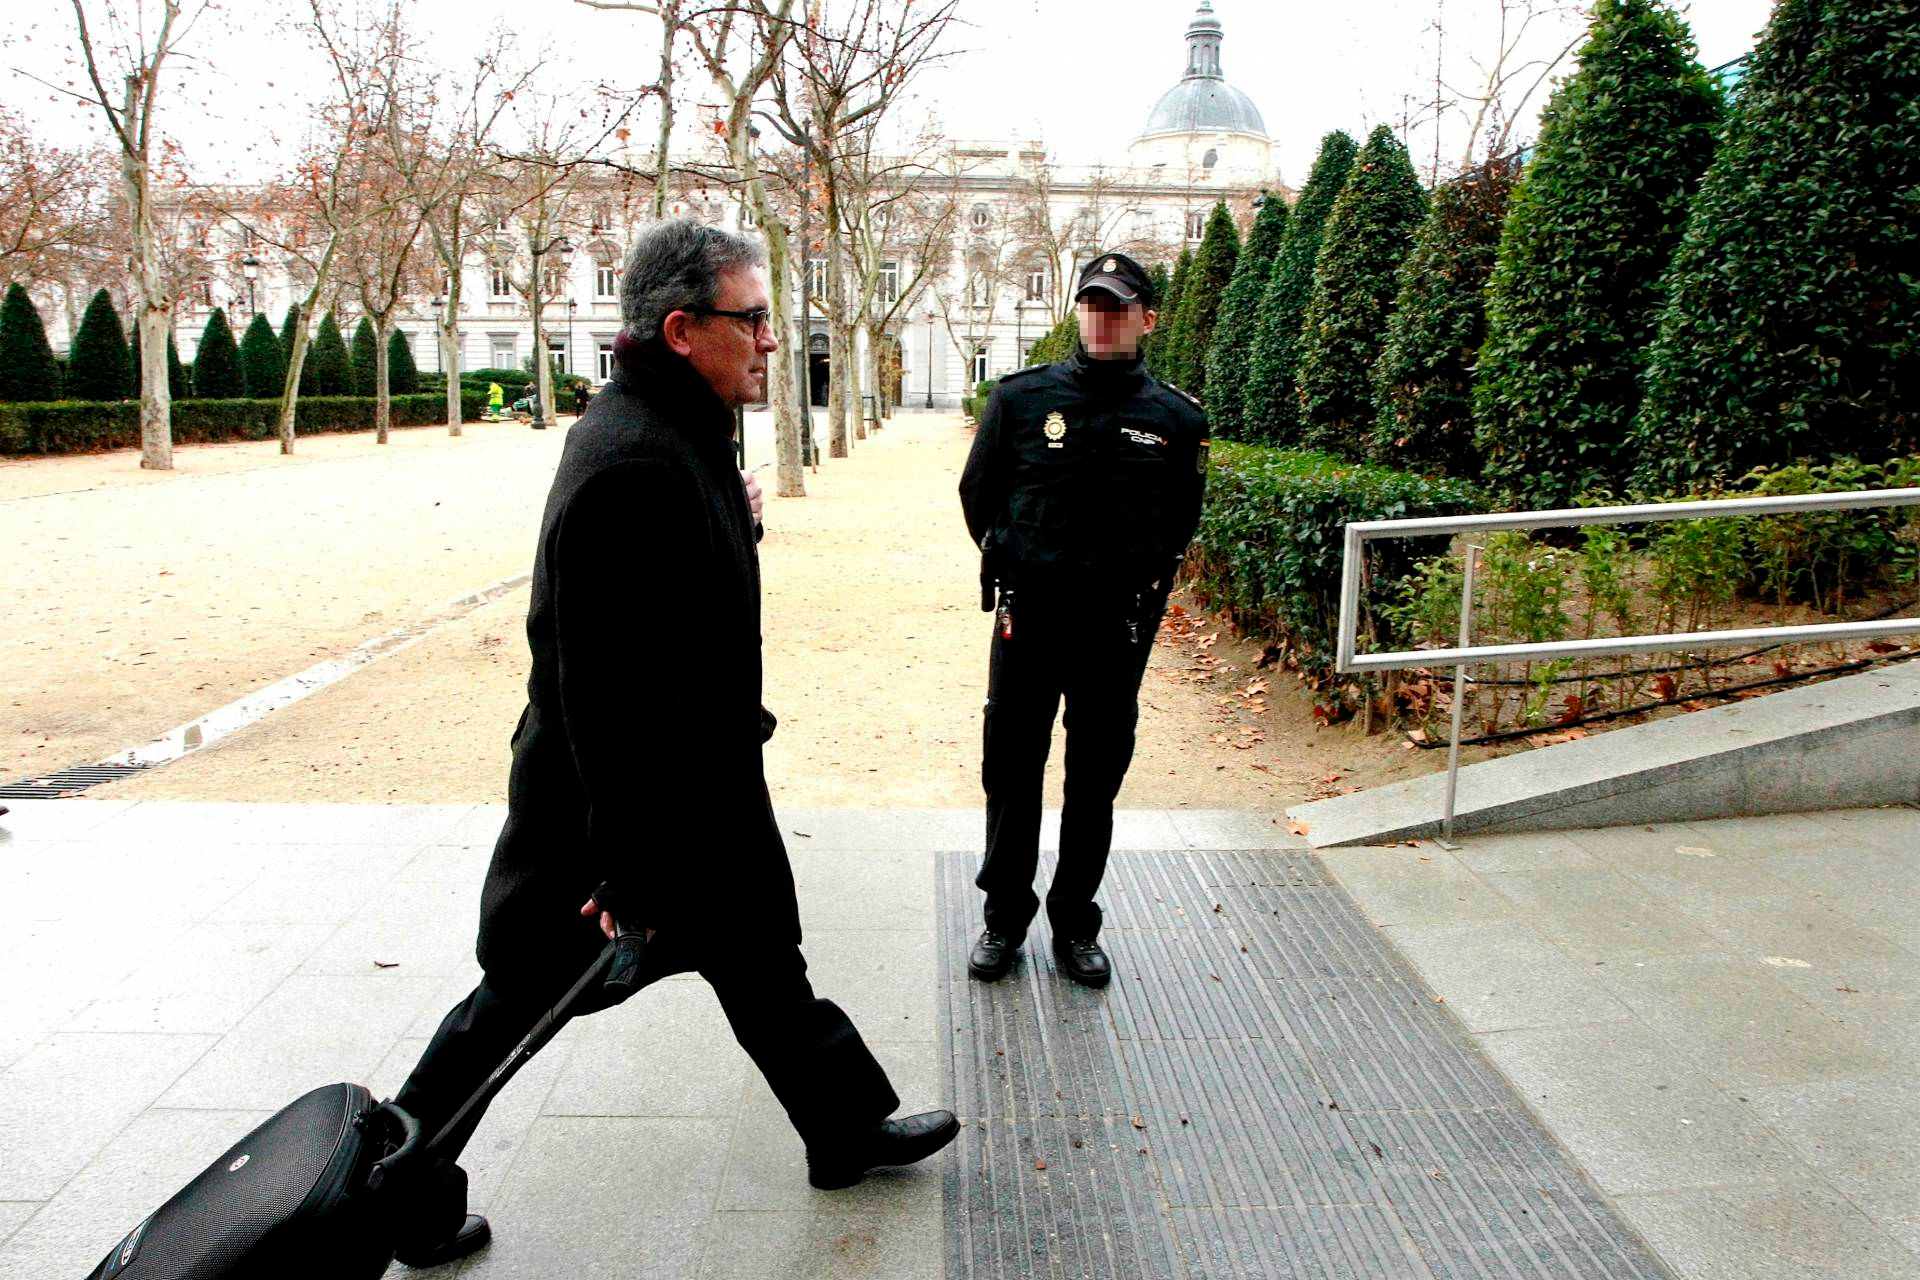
[1288,659,1920,847]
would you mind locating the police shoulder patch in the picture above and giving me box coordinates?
[997,364,1048,385]
[1161,380,1203,408]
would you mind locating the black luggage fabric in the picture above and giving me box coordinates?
[86,1083,393,1279]
[82,925,646,1279]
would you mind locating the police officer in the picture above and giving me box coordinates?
[958,251,1209,987]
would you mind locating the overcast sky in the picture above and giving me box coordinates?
[9,0,1777,188]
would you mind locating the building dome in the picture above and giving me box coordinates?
[1136,2,1268,142]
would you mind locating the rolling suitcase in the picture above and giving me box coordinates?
[84,920,650,1279]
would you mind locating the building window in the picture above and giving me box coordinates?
[1203,148,1219,172]
[541,264,565,298]
[971,342,988,385]
[740,201,756,229]
[1025,267,1045,303]
[549,338,567,375]
[1185,210,1206,241]
[490,266,511,298]
[1131,209,1153,240]
[970,203,990,230]
[490,335,516,368]
[597,342,615,382]
[594,265,617,299]
[969,273,990,307]
[878,261,899,304]
[807,258,828,301]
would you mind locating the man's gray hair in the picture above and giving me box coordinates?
[619,217,768,345]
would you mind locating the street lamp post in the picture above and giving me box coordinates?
[924,308,934,409]
[430,294,445,373]
[1015,300,1025,369]
[527,235,574,430]
[242,253,259,317]
[566,298,576,406]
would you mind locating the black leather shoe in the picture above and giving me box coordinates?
[395,1214,491,1269]
[968,929,1022,981]
[807,1110,961,1189]
[1053,936,1112,987]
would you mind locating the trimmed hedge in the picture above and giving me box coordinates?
[0,283,61,402]
[962,378,998,422]
[1184,441,1481,683]
[0,391,487,456]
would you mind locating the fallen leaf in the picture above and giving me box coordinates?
[1286,820,1310,836]
[1033,1158,1048,1171]
[373,960,400,969]
[1836,985,1860,994]
[1132,1116,1146,1129]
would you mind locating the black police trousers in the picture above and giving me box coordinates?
[394,929,899,1179]
[977,592,1156,942]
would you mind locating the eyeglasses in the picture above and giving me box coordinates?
[687,305,772,336]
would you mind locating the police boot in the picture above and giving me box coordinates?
[1052,935,1112,988]
[968,928,1022,981]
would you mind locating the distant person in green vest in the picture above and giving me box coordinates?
[487,382,504,420]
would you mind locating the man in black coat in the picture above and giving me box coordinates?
[391,219,957,1269]
[958,252,1209,989]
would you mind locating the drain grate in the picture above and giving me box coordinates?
[0,762,150,799]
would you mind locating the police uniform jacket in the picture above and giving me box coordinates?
[959,347,1209,604]
[475,343,798,983]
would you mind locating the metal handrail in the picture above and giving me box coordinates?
[1330,486,1920,843]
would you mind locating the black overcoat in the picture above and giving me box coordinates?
[474,345,798,982]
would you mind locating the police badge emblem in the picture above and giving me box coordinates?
[1043,411,1067,448]
[1103,258,1117,272]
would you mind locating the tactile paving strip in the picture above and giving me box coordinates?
[939,848,1672,1280]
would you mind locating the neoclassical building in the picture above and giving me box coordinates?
[72,1,1280,414]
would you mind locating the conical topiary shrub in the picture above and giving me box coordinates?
[67,288,134,401]
[0,283,62,402]
[1368,155,1522,477]
[1149,248,1192,381]
[1296,125,1429,457]
[308,311,351,396]
[386,327,420,395]
[1242,130,1360,445]
[1473,0,1723,509]
[192,307,245,399]
[240,312,287,399]
[1165,202,1241,400]
[1204,192,1289,440]
[1628,0,1920,493]
[167,331,189,400]
[349,316,379,397]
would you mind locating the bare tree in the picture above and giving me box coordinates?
[573,0,685,219]
[1445,0,1583,174]
[58,0,213,469]
[766,0,959,457]
[336,156,427,443]
[840,123,954,430]
[674,0,804,495]
[384,29,540,435]
[0,110,114,291]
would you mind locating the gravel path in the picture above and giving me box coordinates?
[4,412,1442,808]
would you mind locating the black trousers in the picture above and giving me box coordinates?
[976,594,1155,942]
[394,928,899,1177]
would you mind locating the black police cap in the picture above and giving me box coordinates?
[1075,252,1155,309]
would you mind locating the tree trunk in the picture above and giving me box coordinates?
[768,233,805,496]
[374,316,391,444]
[277,236,339,454]
[442,305,462,436]
[825,195,849,458]
[123,76,171,471]
[650,2,678,220]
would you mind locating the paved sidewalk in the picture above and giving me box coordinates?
[0,800,1914,1278]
